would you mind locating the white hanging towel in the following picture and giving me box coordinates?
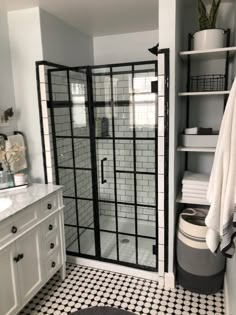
[5,134,27,173]
[206,77,236,257]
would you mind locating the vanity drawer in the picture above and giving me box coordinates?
[0,204,39,248]
[42,214,59,239]
[46,250,61,279]
[41,193,60,218]
[44,232,60,258]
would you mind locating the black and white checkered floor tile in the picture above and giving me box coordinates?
[20,263,224,315]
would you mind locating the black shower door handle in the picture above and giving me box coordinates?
[101,158,107,184]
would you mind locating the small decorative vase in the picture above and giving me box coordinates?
[0,170,8,189]
[193,29,225,50]
[7,170,15,188]
[14,173,27,186]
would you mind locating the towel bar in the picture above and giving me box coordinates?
[0,131,24,140]
[13,131,24,137]
[0,133,7,140]
[0,132,25,149]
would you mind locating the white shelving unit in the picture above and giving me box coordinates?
[177,42,234,206]
[177,146,216,153]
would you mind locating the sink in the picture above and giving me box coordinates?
[0,198,12,212]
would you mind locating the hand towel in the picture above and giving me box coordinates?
[5,135,27,172]
[206,77,236,257]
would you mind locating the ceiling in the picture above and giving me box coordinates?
[4,0,159,37]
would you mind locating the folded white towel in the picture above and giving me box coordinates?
[182,189,207,196]
[182,193,207,200]
[182,184,208,192]
[182,171,209,187]
[206,77,236,257]
[183,190,207,197]
[182,181,209,188]
[5,135,27,172]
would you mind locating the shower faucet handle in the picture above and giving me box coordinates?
[101,158,107,184]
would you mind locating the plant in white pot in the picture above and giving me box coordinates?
[193,0,224,50]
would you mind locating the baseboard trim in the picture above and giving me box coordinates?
[224,275,230,315]
[164,272,175,288]
[67,255,161,283]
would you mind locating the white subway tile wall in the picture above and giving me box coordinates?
[38,60,167,273]
[64,199,78,247]
[77,199,94,228]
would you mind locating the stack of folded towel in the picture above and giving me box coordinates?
[182,171,209,202]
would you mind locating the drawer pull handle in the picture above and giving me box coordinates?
[47,203,52,210]
[51,261,56,268]
[19,253,24,261]
[50,243,55,249]
[14,255,20,263]
[11,226,18,234]
[13,254,24,263]
[49,224,53,231]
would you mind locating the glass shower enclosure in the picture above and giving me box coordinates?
[42,56,169,272]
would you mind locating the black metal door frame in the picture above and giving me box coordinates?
[47,66,101,259]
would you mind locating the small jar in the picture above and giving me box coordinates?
[14,173,26,186]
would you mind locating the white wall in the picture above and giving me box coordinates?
[40,9,94,67]
[0,3,17,135]
[8,7,94,183]
[93,30,158,64]
[8,8,44,182]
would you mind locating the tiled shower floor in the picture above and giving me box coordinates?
[20,263,224,315]
[67,215,156,267]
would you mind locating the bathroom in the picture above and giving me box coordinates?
[0,0,235,314]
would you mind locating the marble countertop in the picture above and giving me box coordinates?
[0,184,62,222]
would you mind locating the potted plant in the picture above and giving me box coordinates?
[193,0,224,50]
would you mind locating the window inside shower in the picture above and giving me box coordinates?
[36,55,169,273]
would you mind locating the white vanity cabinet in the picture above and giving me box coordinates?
[0,243,20,315]
[16,226,43,306]
[0,184,65,315]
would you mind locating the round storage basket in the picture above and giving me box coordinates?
[177,208,225,294]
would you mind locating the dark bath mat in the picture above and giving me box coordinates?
[71,307,134,315]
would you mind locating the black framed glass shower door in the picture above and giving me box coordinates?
[92,62,159,269]
[48,67,99,258]
[47,59,164,272]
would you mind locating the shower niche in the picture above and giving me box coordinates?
[36,52,169,273]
